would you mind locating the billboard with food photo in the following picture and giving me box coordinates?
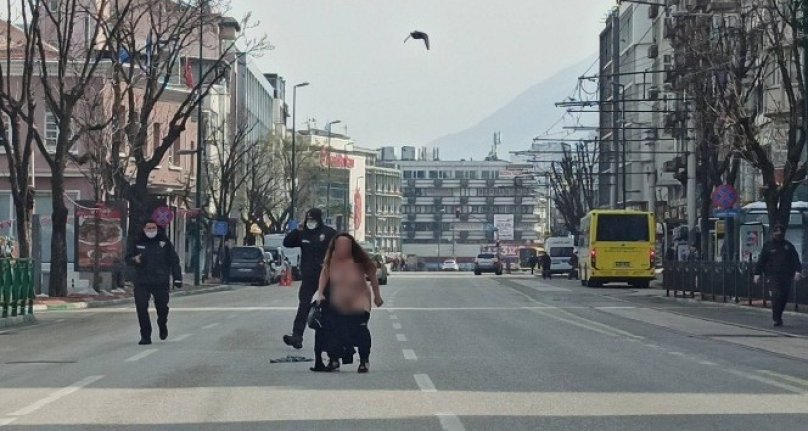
[74,201,127,272]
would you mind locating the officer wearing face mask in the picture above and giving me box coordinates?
[282,208,337,349]
[126,220,183,345]
[754,223,802,327]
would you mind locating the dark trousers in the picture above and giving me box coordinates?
[330,312,371,362]
[542,270,551,280]
[292,280,318,337]
[768,278,792,322]
[134,285,169,339]
[530,265,536,274]
[221,265,231,284]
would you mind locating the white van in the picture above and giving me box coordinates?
[545,236,575,274]
[263,234,301,279]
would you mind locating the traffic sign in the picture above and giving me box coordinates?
[212,220,229,237]
[151,207,174,228]
[711,184,739,210]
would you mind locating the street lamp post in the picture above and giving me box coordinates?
[193,0,207,287]
[325,120,341,221]
[353,175,364,238]
[290,82,309,225]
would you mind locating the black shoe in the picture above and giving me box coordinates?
[327,358,341,372]
[138,337,152,345]
[358,360,369,373]
[774,320,784,327]
[283,334,303,349]
[159,325,168,341]
[310,362,332,372]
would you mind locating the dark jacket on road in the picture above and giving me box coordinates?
[283,213,337,283]
[755,238,801,281]
[126,231,182,288]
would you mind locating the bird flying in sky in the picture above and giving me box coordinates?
[404,31,430,50]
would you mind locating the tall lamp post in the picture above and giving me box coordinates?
[193,0,207,287]
[290,82,309,225]
[353,175,364,237]
[325,120,341,221]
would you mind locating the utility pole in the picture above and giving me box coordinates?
[685,93,696,244]
[193,0,206,286]
[621,85,627,209]
[325,120,340,221]
[290,82,309,224]
[611,9,621,209]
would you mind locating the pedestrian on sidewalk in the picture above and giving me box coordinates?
[529,255,538,275]
[126,220,183,345]
[315,233,383,373]
[540,251,552,280]
[282,208,337,349]
[220,238,233,285]
[754,223,802,327]
[568,251,579,280]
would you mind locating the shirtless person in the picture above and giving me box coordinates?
[316,233,383,373]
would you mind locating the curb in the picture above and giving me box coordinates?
[650,291,808,319]
[33,285,234,312]
[0,314,36,329]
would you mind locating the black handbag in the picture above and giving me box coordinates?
[308,304,325,330]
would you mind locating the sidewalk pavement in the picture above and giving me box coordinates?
[32,282,233,312]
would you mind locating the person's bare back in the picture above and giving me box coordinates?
[329,258,372,313]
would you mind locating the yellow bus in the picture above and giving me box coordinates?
[578,210,656,288]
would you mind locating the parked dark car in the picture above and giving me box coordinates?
[228,246,273,285]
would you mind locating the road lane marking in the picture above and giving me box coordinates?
[414,374,437,392]
[727,369,806,394]
[9,375,104,417]
[0,418,17,426]
[125,349,158,362]
[172,334,192,342]
[699,360,717,366]
[227,314,237,320]
[390,315,399,320]
[436,413,466,431]
[202,323,220,330]
[667,351,685,356]
[396,334,408,342]
[392,322,402,330]
[759,370,808,388]
[403,349,417,360]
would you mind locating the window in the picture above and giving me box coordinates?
[1,114,11,151]
[596,214,650,242]
[151,123,161,159]
[549,247,574,258]
[45,111,58,150]
[403,170,412,179]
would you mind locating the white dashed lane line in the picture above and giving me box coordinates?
[402,349,418,360]
[125,349,158,363]
[392,322,402,330]
[389,315,398,320]
[172,334,192,342]
[396,333,408,342]
[202,322,220,330]
[436,413,466,431]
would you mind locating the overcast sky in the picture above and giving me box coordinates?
[230,0,614,149]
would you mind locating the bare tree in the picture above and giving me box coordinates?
[205,116,255,222]
[0,5,43,258]
[264,135,324,231]
[548,143,597,236]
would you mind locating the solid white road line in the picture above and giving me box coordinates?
[125,349,158,363]
[9,375,104,417]
[396,333,408,342]
[202,323,220,330]
[0,418,17,426]
[172,334,192,342]
[402,349,418,360]
[392,322,402,330]
[759,370,808,388]
[414,374,437,392]
[727,369,807,394]
[699,360,717,366]
[436,413,466,431]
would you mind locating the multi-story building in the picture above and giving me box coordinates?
[367,162,402,253]
[394,156,542,266]
[597,4,683,220]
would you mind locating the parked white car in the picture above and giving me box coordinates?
[441,259,460,271]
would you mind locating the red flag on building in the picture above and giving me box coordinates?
[184,57,194,88]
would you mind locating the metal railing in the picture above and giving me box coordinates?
[663,261,808,310]
[0,258,35,318]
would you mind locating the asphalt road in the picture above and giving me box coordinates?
[2,272,808,430]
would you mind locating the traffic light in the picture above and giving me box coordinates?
[455,207,461,219]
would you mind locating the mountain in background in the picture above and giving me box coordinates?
[430,56,597,161]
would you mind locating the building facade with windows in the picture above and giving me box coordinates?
[394,159,542,264]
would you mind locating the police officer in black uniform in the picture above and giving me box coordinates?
[754,223,802,327]
[282,208,337,349]
[126,220,183,345]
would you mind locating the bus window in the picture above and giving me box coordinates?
[549,247,574,258]
[596,214,650,242]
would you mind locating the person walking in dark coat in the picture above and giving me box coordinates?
[568,251,579,280]
[529,255,538,275]
[754,223,802,327]
[540,252,552,280]
[220,238,233,284]
[126,220,183,345]
[282,208,337,349]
